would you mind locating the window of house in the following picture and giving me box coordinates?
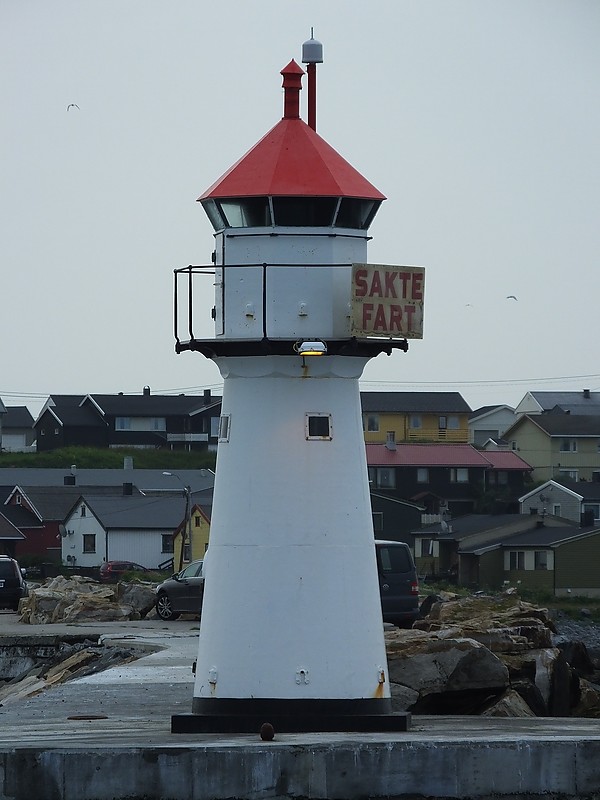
[15,494,21,505]
[439,416,447,430]
[559,439,577,452]
[552,503,562,516]
[534,551,548,570]
[80,506,86,517]
[496,471,508,485]
[116,417,131,430]
[409,415,422,429]
[559,469,578,481]
[183,541,191,562]
[194,515,201,527]
[210,416,220,438]
[511,441,517,450]
[161,534,174,554]
[40,429,45,436]
[54,428,59,435]
[450,468,469,483]
[218,414,231,442]
[420,538,432,556]
[364,414,379,432]
[82,534,96,554]
[417,467,429,483]
[583,503,600,521]
[306,414,332,440]
[509,551,525,570]
[386,431,396,446]
[372,512,383,531]
[370,467,396,489]
[447,416,460,430]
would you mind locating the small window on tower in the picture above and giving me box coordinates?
[218,414,231,442]
[306,414,332,440]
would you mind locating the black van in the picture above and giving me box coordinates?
[0,556,28,611]
[375,540,419,627]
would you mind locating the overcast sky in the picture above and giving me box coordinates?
[2,0,599,417]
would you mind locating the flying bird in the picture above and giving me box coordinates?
[66,103,80,111]
[506,295,518,301]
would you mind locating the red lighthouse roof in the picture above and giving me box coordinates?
[199,60,385,202]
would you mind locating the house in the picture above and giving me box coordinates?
[360,392,471,445]
[515,389,600,416]
[0,468,215,563]
[34,388,222,452]
[520,478,600,525]
[172,490,213,570]
[498,523,600,598]
[412,513,600,596]
[369,492,424,547]
[468,405,516,447]
[503,414,600,483]
[62,493,187,569]
[366,443,532,517]
[0,406,35,452]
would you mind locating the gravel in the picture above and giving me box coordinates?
[550,611,600,657]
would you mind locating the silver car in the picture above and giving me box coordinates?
[155,560,204,621]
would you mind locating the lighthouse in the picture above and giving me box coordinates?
[171,40,424,734]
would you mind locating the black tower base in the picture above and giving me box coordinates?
[171,697,411,734]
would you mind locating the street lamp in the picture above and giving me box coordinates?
[163,472,192,570]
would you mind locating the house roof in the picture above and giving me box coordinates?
[2,406,34,428]
[414,513,525,540]
[36,396,105,428]
[469,404,515,421]
[552,478,600,501]
[525,391,600,415]
[0,513,26,541]
[8,485,144,522]
[360,392,471,414]
[481,450,532,471]
[365,443,514,468]
[86,393,221,416]
[81,494,186,530]
[498,524,600,548]
[510,414,600,437]
[0,468,215,494]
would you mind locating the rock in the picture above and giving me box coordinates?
[386,629,509,699]
[390,682,419,712]
[481,689,536,717]
[19,575,156,624]
[572,679,600,718]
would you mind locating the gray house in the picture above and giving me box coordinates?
[0,406,35,452]
[520,478,600,525]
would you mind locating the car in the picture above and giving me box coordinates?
[0,556,29,611]
[99,561,150,583]
[155,560,204,621]
[375,540,419,627]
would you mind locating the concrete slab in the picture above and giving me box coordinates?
[1,612,599,800]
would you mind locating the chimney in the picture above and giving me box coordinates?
[123,482,133,496]
[203,389,212,404]
[385,431,396,451]
[143,385,151,396]
[583,388,591,399]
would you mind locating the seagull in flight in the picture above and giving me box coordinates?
[66,103,80,111]
[506,295,518,301]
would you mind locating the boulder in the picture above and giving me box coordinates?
[480,689,536,717]
[572,679,600,718]
[19,575,156,624]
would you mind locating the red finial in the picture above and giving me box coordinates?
[280,60,304,120]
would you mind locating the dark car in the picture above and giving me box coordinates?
[99,561,150,583]
[155,560,204,621]
[0,556,29,611]
[375,540,419,627]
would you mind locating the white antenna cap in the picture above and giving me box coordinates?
[302,30,323,64]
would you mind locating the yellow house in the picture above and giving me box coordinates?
[504,414,600,483]
[361,391,471,445]
[173,502,211,571]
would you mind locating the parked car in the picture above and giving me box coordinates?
[99,561,150,583]
[0,556,29,611]
[155,560,204,621]
[375,540,419,627]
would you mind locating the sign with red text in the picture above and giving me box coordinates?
[351,264,425,339]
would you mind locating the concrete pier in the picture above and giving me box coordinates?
[0,615,599,800]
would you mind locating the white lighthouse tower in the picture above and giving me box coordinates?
[172,43,422,733]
